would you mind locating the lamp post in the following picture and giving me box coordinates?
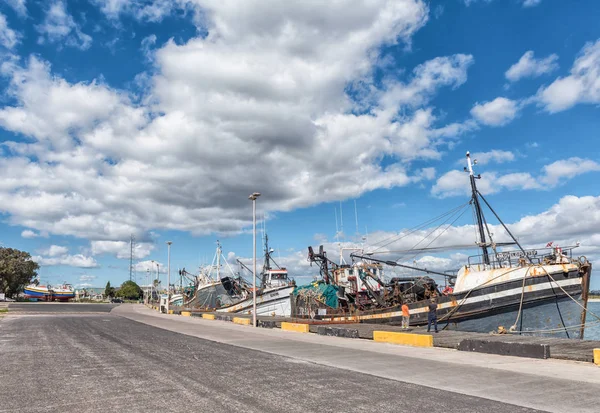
[166,241,172,314]
[146,268,150,304]
[151,260,155,302]
[156,262,160,287]
[248,192,261,327]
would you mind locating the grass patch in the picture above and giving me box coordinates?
[0,308,8,313]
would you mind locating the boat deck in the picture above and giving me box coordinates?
[171,306,599,363]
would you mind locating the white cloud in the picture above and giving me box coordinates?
[538,39,600,113]
[36,1,92,50]
[91,240,155,259]
[0,13,19,49]
[32,254,99,268]
[379,54,474,109]
[21,229,48,238]
[140,34,157,61]
[38,245,69,257]
[540,158,600,186]
[135,260,165,274]
[5,0,27,17]
[430,170,537,198]
[432,157,600,198]
[0,0,482,245]
[93,0,180,22]
[461,150,515,165]
[470,97,518,126]
[79,274,96,282]
[505,51,558,82]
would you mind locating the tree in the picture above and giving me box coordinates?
[104,281,115,298]
[0,247,39,298]
[116,280,143,300]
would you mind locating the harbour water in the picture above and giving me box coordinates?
[584,301,600,340]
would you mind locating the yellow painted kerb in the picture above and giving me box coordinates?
[281,322,310,333]
[373,331,433,347]
[594,348,600,366]
[233,317,252,325]
[202,314,215,320]
[181,311,191,317]
[168,310,174,315]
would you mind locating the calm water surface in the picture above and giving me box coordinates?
[585,301,600,340]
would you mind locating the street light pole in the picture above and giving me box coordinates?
[150,260,155,303]
[166,241,172,314]
[248,192,261,327]
[146,268,150,304]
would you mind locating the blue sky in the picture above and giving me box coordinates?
[1,0,600,290]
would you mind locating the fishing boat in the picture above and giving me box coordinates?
[217,235,295,316]
[24,282,75,301]
[176,241,244,309]
[298,152,593,338]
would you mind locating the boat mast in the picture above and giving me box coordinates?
[466,152,490,265]
[216,240,221,280]
[262,234,270,287]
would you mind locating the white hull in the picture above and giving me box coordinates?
[217,285,294,316]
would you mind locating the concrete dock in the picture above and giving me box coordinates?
[164,307,600,363]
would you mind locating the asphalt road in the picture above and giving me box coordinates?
[0,308,542,413]
[7,302,120,313]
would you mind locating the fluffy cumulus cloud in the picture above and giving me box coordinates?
[0,13,20,49]
[36,1,92,50]
[459,150,515,165]
[38,245,69,257]
[21,229,48,238]
[432,157,600,198]
[538,39,600,113]
[470,97,519,126]
[0,0,485,244]
[505,51,559,82]
[91,240,155,259]
[540,158,600,186]
[32,253,99,268]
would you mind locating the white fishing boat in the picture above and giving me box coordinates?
[217,235,295,316]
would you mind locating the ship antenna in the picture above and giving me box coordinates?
[465,151,490,265]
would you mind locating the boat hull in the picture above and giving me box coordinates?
[308,268,591,338]
[24,286,75,302]
[217,286,294,316]
[186,282,239,309]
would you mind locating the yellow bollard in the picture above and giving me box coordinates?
[233,317,252,325]
[281,322,310,333]
[373,331,433,347]
[594,349,600,366]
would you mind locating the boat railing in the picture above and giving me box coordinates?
[466,246,578,270]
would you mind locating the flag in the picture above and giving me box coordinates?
[545,241,553,248]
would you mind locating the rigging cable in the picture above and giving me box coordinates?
[368,201,470,253]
